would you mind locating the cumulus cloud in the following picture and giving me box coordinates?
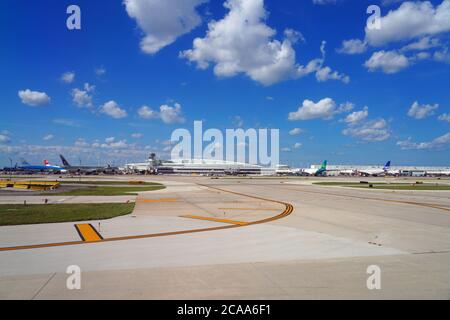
[312,0,337,4]
[337,39,367,55]
[124,0,207,54]
[138,103,185,124]
[95,67,106,77]
[438,113,450,122]
[61,71,75,84]
[407,101,439,119]
[74,138,90,148]
[433,48,450,63]
[364,50,410,73]
[99,101,128,119]
[100,137,129,149]
[345,107,369,125]
[397,132,450,150]
[288,99,355,121]
[18,89,51,106]
[315,66,350,83]
[401,36,441,52]
[0,131,11,144]
[71,83,95,108]
[43,134,54,141]
[181,0,348,86]
[131,133,143,139]
[288,98,337,121]
[343,118,391,142]
[293,142,303,149]
[289,128,303,136]
[138,105,159,120]
[365,0,450,47]
[53,118,81,127]
[160,103,186,124]
[339,1,450,73]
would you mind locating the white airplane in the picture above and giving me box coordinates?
[357,161,391,177]
[426,170,450,176]
[303,160,328,176]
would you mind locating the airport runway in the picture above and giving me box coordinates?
[1,176,449,299]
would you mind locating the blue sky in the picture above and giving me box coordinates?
[1,0,449,167]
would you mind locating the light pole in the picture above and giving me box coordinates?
[79,158,82,183]
[8,158,13,181]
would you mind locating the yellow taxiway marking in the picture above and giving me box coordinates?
[181,215,249,226]
[74,224,103,242]
[0,185,293,252]
[218,208,279,211]
[137,198,179,203]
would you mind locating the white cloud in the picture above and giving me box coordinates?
[284,28,305,43]
[95,67,106,76]
[397,132,450,150]
[337,102,355,113]
[289,128,303,136]
[138,103,185,124]
[281,147,292,152]
[61,71,75,84]
[434,48,450,63]
[407,101,439,119]
[343,118,391,142]
[312,0,336,4]
[364,50,410,73]
[43,134,54,141]
[75,138,89,147]
[160,103,185,124]
[365,0,450,47]
[0,131,11,144]
[131,133,143,139]
[288,98,337,121]
[99,101,128,119]
[338,1,450,73]
[315,66,350,83]
[337,39,367,55]
[401,36,441,52]
[438,113,450,122]
[18,89,51,106]
[53,118,81,127]
[293,142,303,149]
[101,137,129,149]
[345,107,369,124]
[181,0,347,86]
[138,106,159,119]
[71,83,95,108]
[124,0,207,54]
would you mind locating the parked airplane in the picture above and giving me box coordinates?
[59,155,118,174]
[303,160,328,176]
[17,159,66,173]
[357,161,391,177]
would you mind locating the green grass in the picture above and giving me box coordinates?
[314,182,450,190]
[314,182,387,186]
[50,185,166,196]
[352,184,450,190]
[0,203,135,226]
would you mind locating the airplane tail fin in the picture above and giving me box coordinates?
[321,160,328,170]
[384,161,391,171]
[60,155,70,167]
